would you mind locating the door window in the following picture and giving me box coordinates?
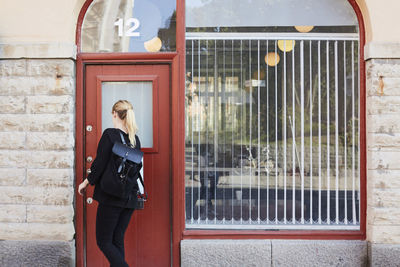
[102,81,153,147]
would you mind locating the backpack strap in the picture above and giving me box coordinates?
[119,131,127,145]
[119,131,135,148]
[117,131,129,173]
[137,171,147,200]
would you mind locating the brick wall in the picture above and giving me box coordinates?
[0,59,75,241]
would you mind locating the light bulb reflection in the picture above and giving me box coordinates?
[277,40,295,52]
[144,36,162,52]
[265,52,280,67]
[295,26,314,33]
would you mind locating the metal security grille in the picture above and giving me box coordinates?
[185,32,360,230]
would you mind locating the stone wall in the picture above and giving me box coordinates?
[366,58,400,265]
[366,59,400,244]
[181,240,368,267]
[0,59,75,265]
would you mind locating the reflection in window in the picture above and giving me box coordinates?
[185,0,360,230]
[186,0,357,28]
[81,0,176,52]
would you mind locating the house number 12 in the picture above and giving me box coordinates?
[114,18,141,37]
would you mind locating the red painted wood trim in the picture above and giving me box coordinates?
[75,0,93,54]
[79,52,178,61]
[81,60,175,65]
[183,230,364,240]
[75,54,85,267]
[95,75,158,81]
[95,77,102,143]
[172,0,186,266]
[95,75,160,153]
[348,0,367,240]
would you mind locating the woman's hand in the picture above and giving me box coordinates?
[78,179,90,196]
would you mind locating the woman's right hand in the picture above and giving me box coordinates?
[78,179,89,196]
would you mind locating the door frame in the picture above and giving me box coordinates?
[76,0,186,265]
[75,53,185,267]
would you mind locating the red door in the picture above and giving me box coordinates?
[84,64,171,266]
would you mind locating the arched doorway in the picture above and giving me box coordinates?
[74,0,184,266]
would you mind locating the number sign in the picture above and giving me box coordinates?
[114,18,141,37]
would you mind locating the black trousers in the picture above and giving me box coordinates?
[96,203,135,267]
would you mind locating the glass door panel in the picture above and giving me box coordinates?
[102,81,153,148]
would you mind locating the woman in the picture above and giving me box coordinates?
[78,100,141,267]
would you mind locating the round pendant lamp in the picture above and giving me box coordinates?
[265,52,280,67]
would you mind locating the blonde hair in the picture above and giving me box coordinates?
[112,100,138,147]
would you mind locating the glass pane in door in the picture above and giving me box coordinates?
[102,81,153,148]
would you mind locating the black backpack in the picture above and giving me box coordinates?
[100,132,147,205]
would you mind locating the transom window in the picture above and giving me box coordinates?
[81,0,176,53]
[185,0,360,230]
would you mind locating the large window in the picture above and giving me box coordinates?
[185,0,360,230]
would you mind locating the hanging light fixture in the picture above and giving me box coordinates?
[277,40,295,52]
[144,36,162,52]
[265,52,280,67]
[295,26,314,33]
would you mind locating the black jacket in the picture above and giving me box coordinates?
[87,128,141,208]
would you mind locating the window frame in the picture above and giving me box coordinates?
[182,0,366,240]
